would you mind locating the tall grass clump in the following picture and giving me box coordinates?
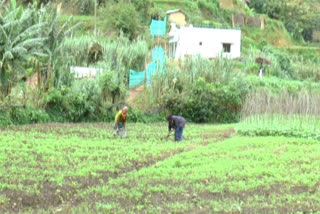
[238,89,320,139]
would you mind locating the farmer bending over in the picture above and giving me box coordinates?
[166,114,186,141]
[114,106,128,138]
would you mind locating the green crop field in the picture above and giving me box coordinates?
[0,123,320,213]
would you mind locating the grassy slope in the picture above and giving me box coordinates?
[55,0,319,54]
[0,123,319,213]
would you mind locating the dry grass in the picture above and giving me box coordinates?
[241,89,320,131]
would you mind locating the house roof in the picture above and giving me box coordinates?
[166,9,184,15]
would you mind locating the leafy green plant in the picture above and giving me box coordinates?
[103,1,140,39]
[0,0,46,97]
[149,56,248,123]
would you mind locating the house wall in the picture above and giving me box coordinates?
[168,12,186,27]
[171,27,241,60]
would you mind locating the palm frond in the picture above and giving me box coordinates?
[11,22,46,46]
[3,6,19,22]
[32,52,48,58]
[56,16,72,39]
[11,46,27,55]
[64,21,82,37]
[2,19,20,30]
[0,13,4,24]
[0,26,7,44]
[3,51,13,60]
[18,37,47,48]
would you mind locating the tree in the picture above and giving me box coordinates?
[131,0,152,21]
[108,1,140,39]
[0,0,46,97]
[248,0,266,13]
[250,0,319,41]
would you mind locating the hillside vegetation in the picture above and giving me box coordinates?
[0,0,320,125]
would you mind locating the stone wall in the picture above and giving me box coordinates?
[234,14,245,27]
[232,13,264,29]
[246,16,261,28]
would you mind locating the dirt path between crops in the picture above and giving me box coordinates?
[126,85,144,105]
[1,126,235,213]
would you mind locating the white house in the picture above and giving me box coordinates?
[168,24,241,60]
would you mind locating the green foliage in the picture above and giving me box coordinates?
[264,47,293,77]
[242,46,320,81]
[249,0,265,13]
[80,0,92,15]
[0,0,80,105]
[149,5,166,20]
[249,0,319,41]
[0,0,47,97]
[131,0,152,21]
[21,0,51,5]
[44,79,102,122]
[2,123,319,212]
[64,79,101,121]
[149,56,248,123]
[0,106,50,126]
[163,77,246,123]
[246,76,320,94]
[61,35,148,87]
[98,70,120,104]
[126,108,165,123]
[0,110,12,126]
[105,1,140,39]
[38,4,81,89]
[238,123,320,140]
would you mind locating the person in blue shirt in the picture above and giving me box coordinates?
[166,114,186,141]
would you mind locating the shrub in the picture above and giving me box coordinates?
[131,0,152,21]
[64,78,102,122]
[107,2,140,39]
[163,77,247,123]
[80,0,92,15]
[0,106,50,126]
[0,110,12,127]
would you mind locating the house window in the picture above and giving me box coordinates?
[223,43,231,53]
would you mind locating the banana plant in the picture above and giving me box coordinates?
[36,4,81,90]
[0,0,47,97]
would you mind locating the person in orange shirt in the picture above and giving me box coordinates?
[114,106,128,138]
